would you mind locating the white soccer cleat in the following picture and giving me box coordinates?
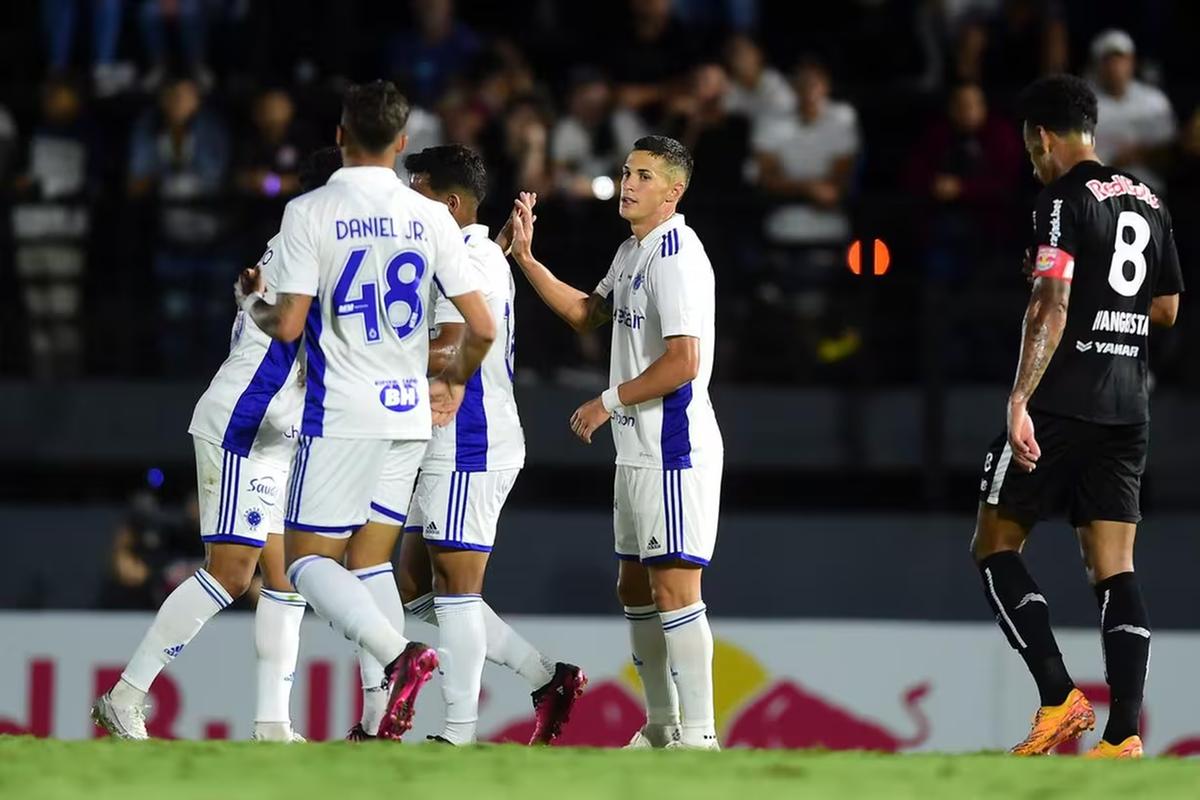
[252,722,305,742]
[665,738,721,751]
[91,692,149,740]
[623,724,681,749]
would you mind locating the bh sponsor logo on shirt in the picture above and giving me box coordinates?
[378,379,420,413]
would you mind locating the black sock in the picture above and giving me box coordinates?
[978,551,1074,706]
[1095,572,1150,744]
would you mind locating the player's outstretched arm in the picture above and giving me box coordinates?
[234,267,312,342]
[509,193,611,333]
[1008,276,1071,472]
[569,336,700,444]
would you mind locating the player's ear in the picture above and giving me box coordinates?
[394,132,409,156]
[446,192,460,214]
[335,125,344,147]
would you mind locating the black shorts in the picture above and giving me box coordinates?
[978,410,1148,527]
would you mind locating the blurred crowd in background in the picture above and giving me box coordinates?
[0,0,1198,388]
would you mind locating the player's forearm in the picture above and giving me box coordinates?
[441,331,493,385]
[512,254,593,332]
[1010,293,1068,405]
[611,348,699,408]
[245,293,308,342]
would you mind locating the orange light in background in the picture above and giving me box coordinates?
[873,238,890,275]
[846,239,891,276]
[846,240,862,275]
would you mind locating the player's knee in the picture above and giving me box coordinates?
[205,563,255,598]
[616,573,652,607]
[397,567,431,603]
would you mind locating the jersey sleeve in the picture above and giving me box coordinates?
[1155,217,1185,295]
[430,207,480,298]
[647,234,707,339]
[1030,188,1079,282]
[270,202,320,296]
[594,251,620,300]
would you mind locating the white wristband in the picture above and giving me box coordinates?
[601,386,622,413]
[240,291,263,313]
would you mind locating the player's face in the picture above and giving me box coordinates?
[1022,123,1057,185]
[619,151,679,223]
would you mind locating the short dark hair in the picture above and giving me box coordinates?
[1017,74,1098,137]
[299,146,343,192]
[341,80,410,154]
[632,135,694,186]
[403,144,488,201]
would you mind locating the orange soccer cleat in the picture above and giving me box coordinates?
[1085,735,1144,759]
[1010,688,1096,755]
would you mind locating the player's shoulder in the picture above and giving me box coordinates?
[653,220,708,264]
[465,233,510,281]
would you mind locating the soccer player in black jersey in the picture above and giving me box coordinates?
[972,75,1184,758]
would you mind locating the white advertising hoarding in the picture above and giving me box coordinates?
[2,613,1198,754]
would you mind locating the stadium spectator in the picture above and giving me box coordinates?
[551,68,646,200]
[752,57,858,248]
[128,76,231,372]
[97,491,204,611]
[480,94,553,222]
[10,77,96,378]
[607,0,700,120]
[41,0,133,95]
[952,0,1068,104]
[904,82,1023,281]
[138,0,218,92]
[722,34,795,136]
[386,0,481,108]
[234,89,309,201]
[1090,29,1176,189]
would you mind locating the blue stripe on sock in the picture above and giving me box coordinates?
[661,607,706,632]
[193,571,229,609]
[355,568,393,581]
[286,554,322,586]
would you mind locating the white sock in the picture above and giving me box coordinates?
[481,602,556,689]
[625,604,679,727]
[352,563,405,731]
[254,588,306,724]
[115,569,232,702]
[403,592,438,625]
[405,591,555,690]
[433,595,487,745]
[661,601,716,746]
[287,556,407,668]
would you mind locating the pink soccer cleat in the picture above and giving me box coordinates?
[529,663,588,745]
[376,642,439,741]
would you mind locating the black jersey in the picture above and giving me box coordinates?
[1026,161,1185,424]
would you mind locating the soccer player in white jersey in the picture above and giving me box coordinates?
[238,80,497,740]
[510,136,723,750]
[91,148,344,742]
[339,144,586,745]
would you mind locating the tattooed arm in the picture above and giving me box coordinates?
[1007,276,1071,471]
[236,266,312,342]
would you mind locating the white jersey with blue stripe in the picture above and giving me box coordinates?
[189,234,303,469]
[594,214,723,470]
[269,166,480,440]
[421,224,525,473]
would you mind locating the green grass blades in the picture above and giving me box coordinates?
[1,737,1197,800]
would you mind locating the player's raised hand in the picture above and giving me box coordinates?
[570,396,611,444]
[430,377,466,427]
[1007,400,1041,472]
[509,192,538,263]
[496,191,537,255]
[234,265,265,307]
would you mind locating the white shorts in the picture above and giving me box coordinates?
[285,435,426,537]
[402,469,520,552]
[613,464,722,565]
[194,437,287,547]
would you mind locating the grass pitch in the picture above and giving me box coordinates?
[2,737,1197,800]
